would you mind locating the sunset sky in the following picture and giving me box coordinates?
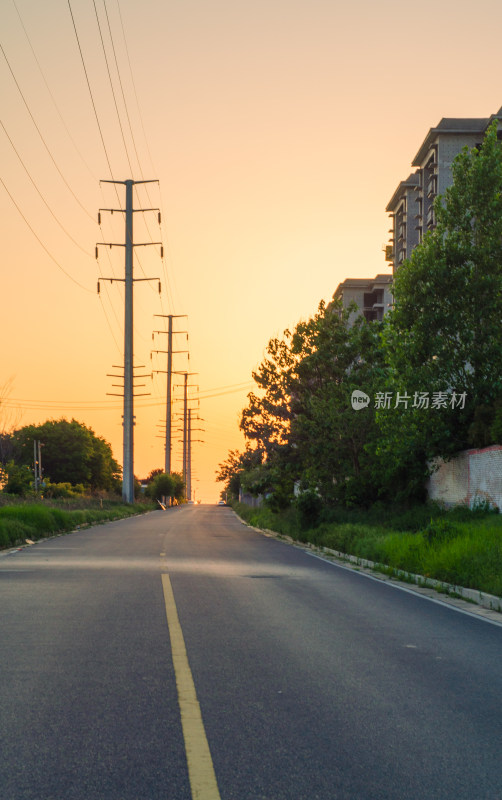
[2,0,502,502]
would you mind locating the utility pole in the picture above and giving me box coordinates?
[183,374,188,497]
[33,440,38,492]
[174,373,197,500]
[97,178,161,503]
[152,314,188,474]
[33,440,42,492]
[187,408,191,501]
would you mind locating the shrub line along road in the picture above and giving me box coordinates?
[244,523,502,626]
[1,504,502,799]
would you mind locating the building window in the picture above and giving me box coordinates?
[427,174,437,198]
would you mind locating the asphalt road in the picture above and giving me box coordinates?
[1,504,502,800]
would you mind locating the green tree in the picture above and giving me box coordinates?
[239,325,301,508]
[3,461,32,496]
[216,448,264,503]
[88,434,122,492]
[287,301,386,505]
[238,300,386,507]
[145,472,185,505]
[146,473,174,502]
[379,121,502,496]
[11,418,121,492]
[145,468,163,484]
[170,472,185,503]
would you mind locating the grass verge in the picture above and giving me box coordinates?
[233,501,502,598]
[0,498,156,550]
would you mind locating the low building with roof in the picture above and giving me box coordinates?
[331,274,393,326]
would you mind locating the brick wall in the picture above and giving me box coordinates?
[427,445,502,509]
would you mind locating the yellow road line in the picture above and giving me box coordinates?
[161,574,221,800]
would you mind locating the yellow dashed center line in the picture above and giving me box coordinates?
[161,574,221,800]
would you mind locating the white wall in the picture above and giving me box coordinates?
[427,445,502,509]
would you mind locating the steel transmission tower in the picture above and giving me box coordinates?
[174,373,197,500]
[97,179,161,503]
[152,314,188,474]
[187,409,204,502]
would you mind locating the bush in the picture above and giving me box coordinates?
[295,491,323,529]
[421,518,461,546]
[146,473,175,502]
[0,518,32,546]
[0,505,69,537]
[233,499,502,597]
[3,462,32,496]
[145,472,185,505]
[0,498,156,549]
[43,481,86,499]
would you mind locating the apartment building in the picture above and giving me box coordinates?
[386,107,502,272]
[385,173,420,271]
[331,274,393,326]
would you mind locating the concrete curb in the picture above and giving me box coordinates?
[233,511,502,624]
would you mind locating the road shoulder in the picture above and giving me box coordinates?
[233,510,502,627]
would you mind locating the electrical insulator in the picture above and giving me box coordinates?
[95,246,98,259]
[158,281,162,294]
[97,281,100,294]
[158,212,161,224]
[161,246,164,258]
[98,212,101,224]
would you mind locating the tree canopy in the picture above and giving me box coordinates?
[145,472,185,504]
[9,418,121,492]
[379,120,502,487]
[218,300,386,507]
[219,123,502,509]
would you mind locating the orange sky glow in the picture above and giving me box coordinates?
[2,0,502,502]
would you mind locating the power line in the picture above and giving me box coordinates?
[68,0,164,311]
[0,176,93,293]
[99,3,163,273]
[0,39,123,343]
[1,118,93,258]
[113,2,180,312]
[102,0,143,178]
[97,290,122,355]
[11,0,99,183]
[114,0,157,179]
[67,0,116,184]
[4,382,255,411]
[4,400,122,412]
[87,0,162,291]
[0,42,95,222]
[91,0,133,175]
[198,381,255,396]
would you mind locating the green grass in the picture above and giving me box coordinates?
[0,498,156,550]
[233,501,502,598]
